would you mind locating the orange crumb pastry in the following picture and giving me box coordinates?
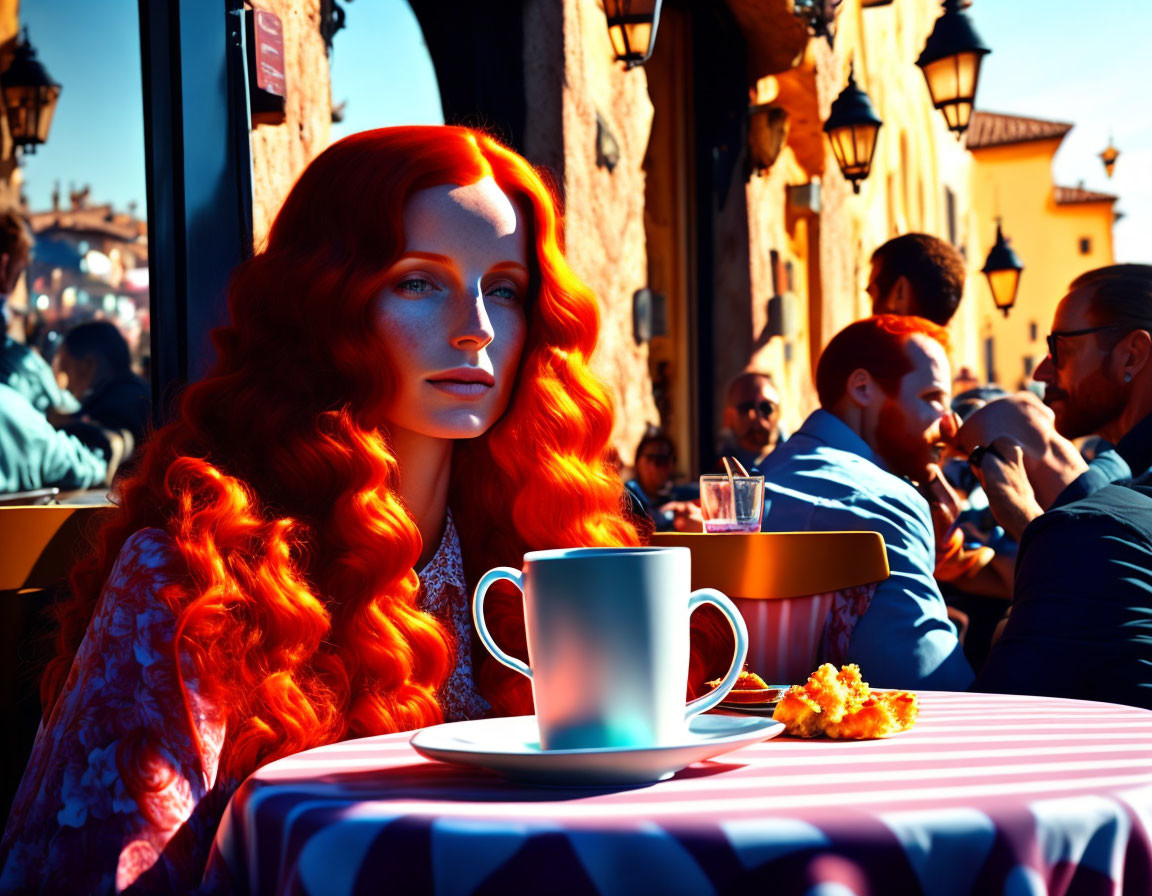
[706,669,778,704]
[772,663,918,739]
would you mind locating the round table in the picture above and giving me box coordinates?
[207,691,1152,895]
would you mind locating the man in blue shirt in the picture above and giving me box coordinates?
[758,315,973,690]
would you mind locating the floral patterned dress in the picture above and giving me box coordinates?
[0,512,484,893]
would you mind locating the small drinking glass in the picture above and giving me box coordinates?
[699,475,765,533]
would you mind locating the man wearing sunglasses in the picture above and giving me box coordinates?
[758,315,972,691]
[961,265,1152,709]
[720,372,784,473]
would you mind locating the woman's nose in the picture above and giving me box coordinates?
[450,286,495,350]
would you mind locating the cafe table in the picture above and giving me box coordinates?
[206,691,1152,895]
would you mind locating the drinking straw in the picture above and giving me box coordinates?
[721,456,737,497]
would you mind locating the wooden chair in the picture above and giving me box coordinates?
[0,504,108,820]
[651,531,889,685]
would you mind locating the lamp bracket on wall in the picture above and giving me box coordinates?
[596,112,621,172]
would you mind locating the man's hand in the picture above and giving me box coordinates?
[920,463,961,551]
[660,500,704,532]
[971,439,1043,542]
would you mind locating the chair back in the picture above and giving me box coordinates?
[0,503,108,822]
[651,532,889,684]
[0,505,109,591]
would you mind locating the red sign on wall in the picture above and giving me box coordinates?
[253,9,286,98]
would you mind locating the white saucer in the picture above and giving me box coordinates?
[410,714,784,786]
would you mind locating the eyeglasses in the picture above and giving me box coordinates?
[640,453,674,466]
[1045,325,1125,368]
[736,400,778,418]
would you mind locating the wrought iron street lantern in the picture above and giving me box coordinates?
[603,0,663,69]
[823,66,882,194]
[1100,138,1119,178]
[916,0,989,139]
[1,30,61,154]
[982,220,1023,317]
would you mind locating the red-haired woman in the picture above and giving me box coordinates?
[0,126,639,892]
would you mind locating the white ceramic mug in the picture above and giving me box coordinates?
[472,546,749,751]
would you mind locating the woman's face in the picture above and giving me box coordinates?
[376,177,529,442]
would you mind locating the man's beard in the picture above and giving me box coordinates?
[875,401,939,483]
[1045,374,1126,440]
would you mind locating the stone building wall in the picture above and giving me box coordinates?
[247,0,331,249]
[554,0,660,461]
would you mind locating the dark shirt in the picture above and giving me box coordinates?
[1114,411,1152,479]
[76,371,151,445]
[974,412,1152,709]
[1051,447,1130,508]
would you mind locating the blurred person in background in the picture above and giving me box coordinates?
[718,371,785,472]
[625,431,702,532]
[52,320,151,447]
[0,209,77,416]
[867,233,966,327]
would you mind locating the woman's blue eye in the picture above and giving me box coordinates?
[488,284,520,302]
[397,276,434,295]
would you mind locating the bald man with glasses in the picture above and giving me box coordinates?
[720,372,784,472]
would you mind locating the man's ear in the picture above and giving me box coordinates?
[1117,328,1152,382]
[845,368,876,408]
[890,275,915,316]
[723,404,738,431]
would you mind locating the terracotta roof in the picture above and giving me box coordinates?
[966,111,1074,149]
[1054,185,1118,205]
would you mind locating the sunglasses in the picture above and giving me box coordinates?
[640,453,675,466]
[736,400,778,418]
[1045,325,1127,368]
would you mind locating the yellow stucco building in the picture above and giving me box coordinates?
[966,111,1118,389]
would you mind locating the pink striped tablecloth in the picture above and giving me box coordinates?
[206,692,1152,895]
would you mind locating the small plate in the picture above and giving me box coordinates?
[717,700,780,716]
[717,683,788,715]
[410,714,784,786]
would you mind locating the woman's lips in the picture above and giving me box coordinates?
[427,368,495,398]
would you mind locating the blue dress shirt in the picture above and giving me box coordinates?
[757,409,974,690]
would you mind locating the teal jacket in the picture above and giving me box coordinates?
[1,336,79,414]
[0,384,107,493]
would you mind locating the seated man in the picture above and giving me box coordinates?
[960,265,1152,709]
[52,320,151,447]
[757,315,972,690]
[624,431,701,532]
[718,372,784,472]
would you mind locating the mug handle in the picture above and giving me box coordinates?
[472,567,532,680]
[684,588,749,720]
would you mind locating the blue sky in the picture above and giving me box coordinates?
[15,0,1150,262]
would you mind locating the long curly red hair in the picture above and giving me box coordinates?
[43,126,639,784]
